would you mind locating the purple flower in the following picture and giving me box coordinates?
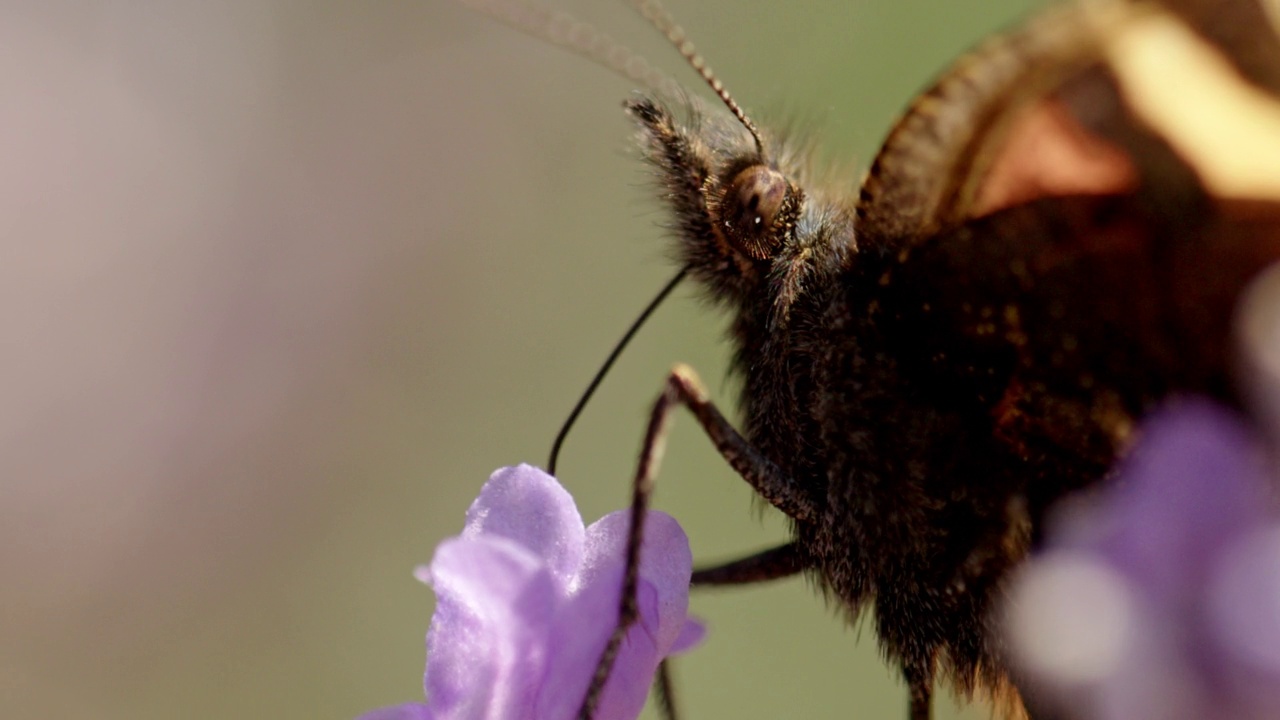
[359,465,704,720]
[1006,401,1280,720]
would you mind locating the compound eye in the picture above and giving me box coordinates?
[723,165,789,259]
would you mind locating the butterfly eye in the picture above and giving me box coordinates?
[722,164,790,259]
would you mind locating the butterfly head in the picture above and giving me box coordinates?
[627,96,853,324]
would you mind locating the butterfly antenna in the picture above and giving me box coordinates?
[627,0,767,156]
[548,267,688,475]
[454,0,683,98]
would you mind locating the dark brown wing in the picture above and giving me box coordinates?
[826,2,1280,715]
[884,193,1280,461]
[865,0,1280,463]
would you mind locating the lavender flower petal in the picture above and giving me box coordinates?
[1008,400,1280,720]
[536,509,694,720]
[359,465,700,720]
[461,464,586,586]
[421,535,556,718]
[1063,402,1269,604]
[581,510,694,653]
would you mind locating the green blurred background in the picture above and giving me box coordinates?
[2,1,1043,719]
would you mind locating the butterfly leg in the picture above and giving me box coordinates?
[654,659,678,720]
[904,661,934,720]
[576,364,815,720]
[691,542,805,586]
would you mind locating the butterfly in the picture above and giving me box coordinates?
[457,0,1280,716]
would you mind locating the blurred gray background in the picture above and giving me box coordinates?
[1,1,1041,718]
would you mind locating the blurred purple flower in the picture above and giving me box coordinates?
[1007,400,1280,720]
[359,464,704,720]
